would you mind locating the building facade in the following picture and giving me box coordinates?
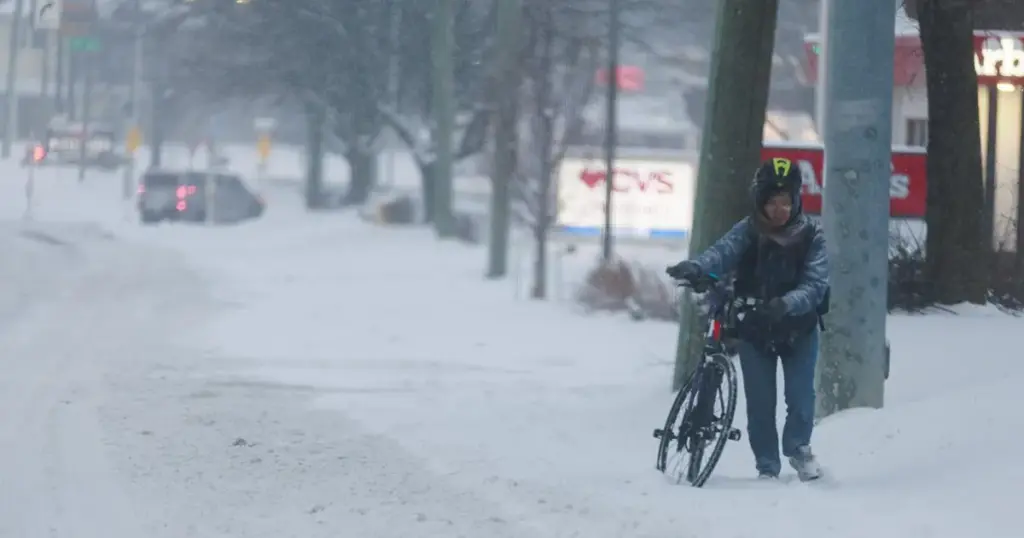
[804,14,1024,248]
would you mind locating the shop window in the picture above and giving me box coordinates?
[906,118,928,147]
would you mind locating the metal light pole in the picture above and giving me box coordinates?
[817,0,896,415]
[123,0,143,199]
[3,0,27,158]
[383,2,401,192]
[77,48,92,182]
[814,0,829,138]
[601,0,620,261]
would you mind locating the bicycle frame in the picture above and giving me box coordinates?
[687,275,740,444]
[695,273,734,357]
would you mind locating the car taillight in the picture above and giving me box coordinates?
[176,200,187,212]
[137,185,145,195]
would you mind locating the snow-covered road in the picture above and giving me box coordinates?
[0,222,205,537]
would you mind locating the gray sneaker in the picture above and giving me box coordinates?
[788,445,822,482]
[757,472,779,481]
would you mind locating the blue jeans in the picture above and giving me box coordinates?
[736,328,819,476]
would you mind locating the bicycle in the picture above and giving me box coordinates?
[653,272,744,487]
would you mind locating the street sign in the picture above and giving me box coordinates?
[60,0,96,36]
[35,0,63,30]
[257,134,271,161]
[126,126,141,153]
[69,36,100,52]
[254,117,276,132]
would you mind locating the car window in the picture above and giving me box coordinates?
[217,174,250,197]
[143,172,182,190]
[214,174,254,219]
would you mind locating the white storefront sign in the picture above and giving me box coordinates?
[555,157,695,239]
[976,36,1024,79]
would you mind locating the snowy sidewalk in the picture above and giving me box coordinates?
[0,156,1018,536]
[138,212,1022,538]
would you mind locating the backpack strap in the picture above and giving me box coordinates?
[797,221,829,331]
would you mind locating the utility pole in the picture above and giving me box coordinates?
[77,47,92,182]
[384,1,401,192]
[816,0,895,415]
[68,46,77,120]
[54,35,64,112]
[487,0,520,279]
[123,0,143,199]
[3,0,26,158]
[431,0,456,237]
[671,0,780,390]
[814,0,829,138]
[601,0,620,261]
[149,89,162,167]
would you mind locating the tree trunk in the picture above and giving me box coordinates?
[304,102,325,210]
[529,2,555,299]
[487,0,520,280]
[671,0,779,390]
[431,0,457,237]
[532,118,553,299]
[341,149,377,206]
[918,0,988,304]
[419,160,436,223]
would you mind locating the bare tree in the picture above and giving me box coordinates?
[376,0,494,223]
[514,0,600,299]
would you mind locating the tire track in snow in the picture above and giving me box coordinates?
[0,225,175,538]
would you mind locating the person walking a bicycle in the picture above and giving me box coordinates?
[667,157,828,481]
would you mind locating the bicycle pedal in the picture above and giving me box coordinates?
[727,428,742,441]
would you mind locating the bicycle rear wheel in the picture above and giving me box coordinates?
[654,353,739,487]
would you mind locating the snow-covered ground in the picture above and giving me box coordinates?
[0,151,1017,537]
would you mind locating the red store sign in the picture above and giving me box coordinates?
[761,144,927,219]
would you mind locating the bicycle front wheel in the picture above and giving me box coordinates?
[688,353,739,487]
[655,353,739,487]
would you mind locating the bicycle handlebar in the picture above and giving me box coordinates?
[674,272,721,291]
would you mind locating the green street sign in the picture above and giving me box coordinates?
[69,36,101,52]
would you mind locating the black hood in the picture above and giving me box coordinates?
[749,176,806,245]
[750,173,803,212]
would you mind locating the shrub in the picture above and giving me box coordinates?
[887,227,932,313]
[886,224,1024,314]
[576,258,678,322]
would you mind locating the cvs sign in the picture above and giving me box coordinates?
[578,167,675,194]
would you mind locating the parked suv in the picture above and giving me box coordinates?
[137,169,265,225]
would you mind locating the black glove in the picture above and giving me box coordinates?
[763,297,788,323]
[666,260,701,281]
[667,261,709,293]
